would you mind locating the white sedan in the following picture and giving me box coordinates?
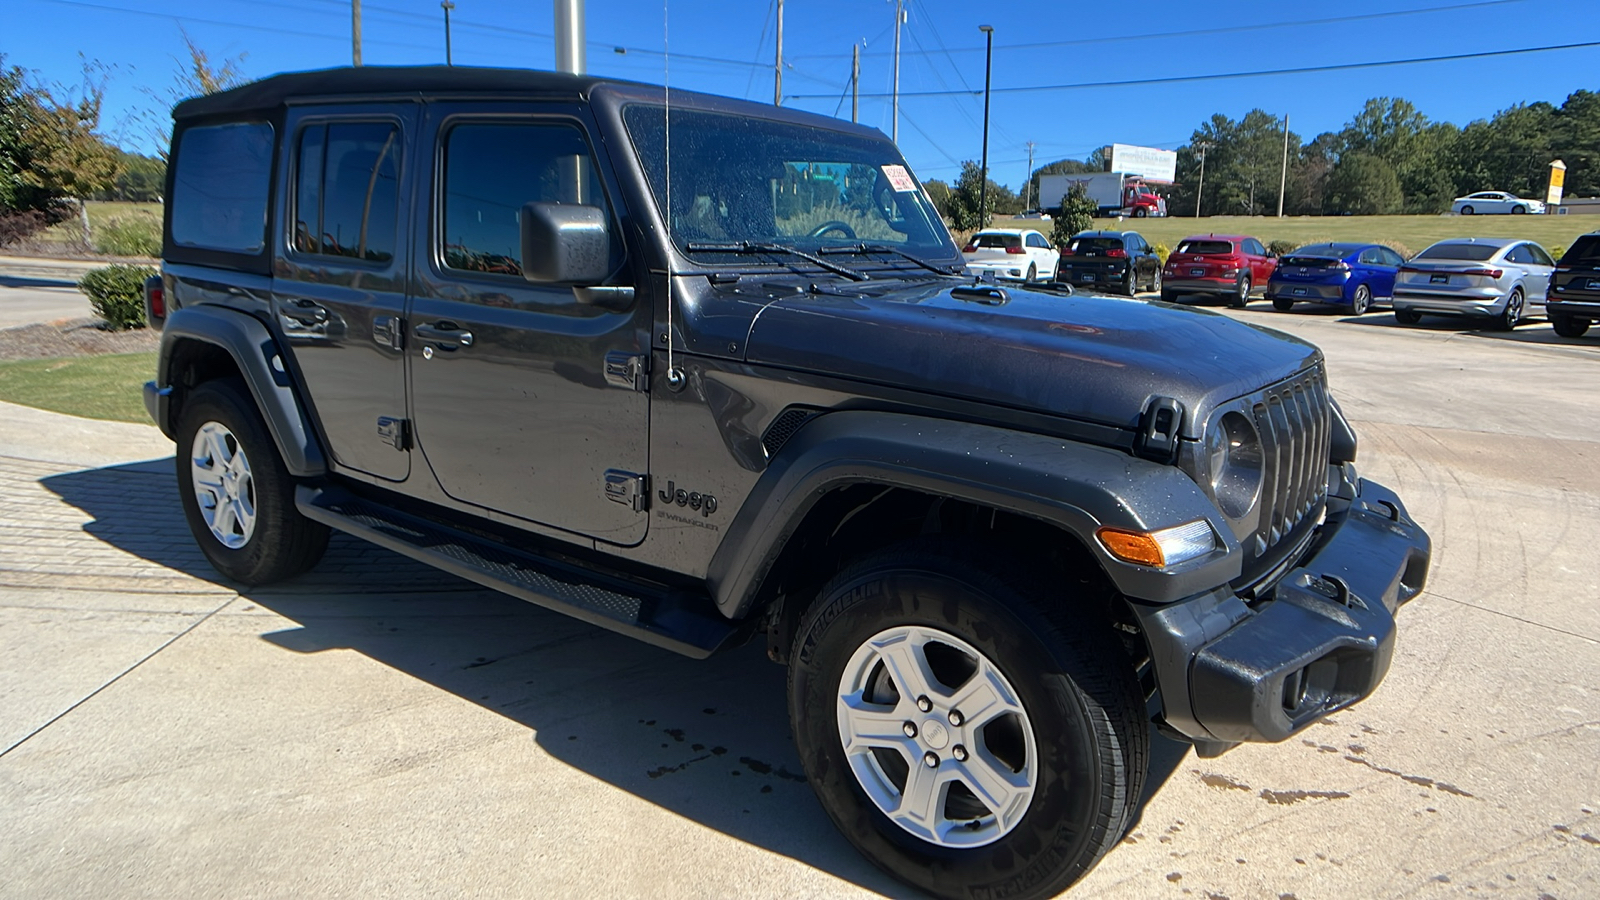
[1452,191,1546,215]
[961,228,1059,282]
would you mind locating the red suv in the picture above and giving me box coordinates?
[1160,234,1277,308]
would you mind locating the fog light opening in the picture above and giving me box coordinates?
[1282,667,1309,714]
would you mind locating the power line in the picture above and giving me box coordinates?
[789,39,1600,100]
[789,0,1536,61]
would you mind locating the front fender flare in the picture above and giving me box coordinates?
[707,411,1239,619]
[154,305,327,477]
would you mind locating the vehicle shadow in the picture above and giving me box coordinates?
[1331,313,1600,349]
[39,459,1192,893]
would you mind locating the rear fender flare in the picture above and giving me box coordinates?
[155,305,327,477]
[707,411,1238,619]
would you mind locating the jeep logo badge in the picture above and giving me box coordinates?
[657,480,717,517]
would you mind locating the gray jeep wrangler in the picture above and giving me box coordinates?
[144,66,1430,899]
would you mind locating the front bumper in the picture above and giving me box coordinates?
[1129,471,1430,746]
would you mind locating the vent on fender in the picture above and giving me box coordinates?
[761,408,819,459]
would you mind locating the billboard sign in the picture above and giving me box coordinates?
[1110,143,1178,183]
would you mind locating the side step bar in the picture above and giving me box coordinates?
[296,485,739,659]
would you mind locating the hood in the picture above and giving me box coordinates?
[743,282,1320,437]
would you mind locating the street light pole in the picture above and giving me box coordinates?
[891,0,903,144]
[978,24,993,229]
[441,1,455,65]
[1194,140,1212,218]
[1277,113,1290,217]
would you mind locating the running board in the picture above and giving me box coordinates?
[295,485,738,659]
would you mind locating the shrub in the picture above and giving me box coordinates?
[1050,184,1096,248]
[1152,242,1171,266]
[78,264,155,330]
[1549,244,1566,263]
[1381,241,1415,261]
[93,214,161,257]
[1267,239,1299,257]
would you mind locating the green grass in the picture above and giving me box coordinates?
[0,352,156,423]
[991,213,1599,259]
[36,201,163,255]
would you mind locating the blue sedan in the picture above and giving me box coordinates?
[1266,242,1406,315]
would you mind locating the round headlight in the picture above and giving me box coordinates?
[1208,411,1263,519]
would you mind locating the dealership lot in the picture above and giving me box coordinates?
[1,305,1596,899]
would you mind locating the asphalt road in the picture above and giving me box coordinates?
[0,256,102,328]
[0,301,1597,899]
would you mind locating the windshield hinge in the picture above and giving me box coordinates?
[1135,396,1185,464]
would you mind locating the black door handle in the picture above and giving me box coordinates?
[414,322,474,347]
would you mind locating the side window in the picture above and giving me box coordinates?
[1529,244,1555,267]
[1382,248,1404,266]
[1505,244,1532,264]
[171,121,274,253]
[441,121,611,277]
[1027,233,1048,249]
[1245,239,1264,256]
[1359,248,1380,265]
[293,122,401,263]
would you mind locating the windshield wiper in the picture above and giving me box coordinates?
[684,241,870,282]
[819,243,963,276]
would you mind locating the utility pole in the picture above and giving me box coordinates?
[1025,140,1035,211]
[554,0,585,74]
[852,43,860,123]
[1278,113,1290,217]
[352,0,363,66]
[442,1,455,66]
[774,0,783,105]
[892,0,903,144]
[1194,140,1212,218]
[978,24,993,228]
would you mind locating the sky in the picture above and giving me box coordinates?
[6,0,1599,191]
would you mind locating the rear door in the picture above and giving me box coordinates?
[1518,243,1555,309]
[1245,238,1274,284]
[272,104,415,482]
[405,101,650,546]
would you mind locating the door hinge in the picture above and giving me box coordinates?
[603,470,649,512]
[603,351,650,392]
[377,416,410,451]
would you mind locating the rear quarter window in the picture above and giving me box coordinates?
[170,122,274,253]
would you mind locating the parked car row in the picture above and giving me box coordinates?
[961,223,1599,340]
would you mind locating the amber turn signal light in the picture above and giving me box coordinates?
[1096,520,1218,569]
[1096,527,1166,567]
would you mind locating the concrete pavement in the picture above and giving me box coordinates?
[1,306,1597,899]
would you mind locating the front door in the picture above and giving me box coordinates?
[405,103,650,546]
[272,105,415,482]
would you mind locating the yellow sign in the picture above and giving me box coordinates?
[1547,160,1567,207]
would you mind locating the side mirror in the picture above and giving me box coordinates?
[519,202,611,285]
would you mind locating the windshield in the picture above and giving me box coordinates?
[973,233,1021,250]
[623,105,956,263]
[1418,243,1500,261]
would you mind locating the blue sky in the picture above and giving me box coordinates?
[7,0,1598,189]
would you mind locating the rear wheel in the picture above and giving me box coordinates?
[1460,205,1475,215]
[176,379,329,585]
[1150,268,1162,296]
[1494,288,1524,331]
[1159,288,1179,304]
[1395,308,1423,325]
[1272,297,1295,312]
[790,542,1147,900]
[1552,313,1591,338]
[1350,283,1372,315]
[1025,263,1038,284]
[1123,267,1137,296]
[1230,274,1251,308]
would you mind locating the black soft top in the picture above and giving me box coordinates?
[172,65,644,120]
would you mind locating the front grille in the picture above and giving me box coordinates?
[1242,366,1332,583]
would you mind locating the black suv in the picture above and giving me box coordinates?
[1549,231,1600,338]
[144,66,1429,900]
[1056,229,1162,295]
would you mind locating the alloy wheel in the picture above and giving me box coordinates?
[190,421,257,549]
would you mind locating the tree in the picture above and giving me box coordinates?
[1324,153,1402,215]
[1050,183,1095,248]
[0,55,120,243]
[940,161,1019,229]
[138,29,248,159]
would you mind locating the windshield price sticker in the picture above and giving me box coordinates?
[882,164,917,192]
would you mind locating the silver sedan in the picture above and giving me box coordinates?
[1392,238,1556,330]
